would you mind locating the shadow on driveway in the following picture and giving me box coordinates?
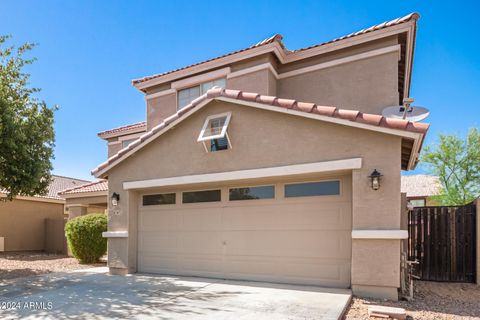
[0,269,351,319]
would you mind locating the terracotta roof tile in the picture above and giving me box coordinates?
[97,121,146,138]
[293,13,419,53]
[132,34,284,86]
[58,180,108,195]
[92,87,429,177]
[1,175,91,200]
[132,13,419,87]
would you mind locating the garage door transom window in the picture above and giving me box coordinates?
[229,185,275,201]
[182,189,221,203]
[143,193,176,206]
[285,180,340,198]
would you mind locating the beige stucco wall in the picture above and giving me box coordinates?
[147,93,177,130]
[277,51,399,115]
[227,68,277,96]
[144,37,400,132]
[105,99,403,298]
[0,199,64,251]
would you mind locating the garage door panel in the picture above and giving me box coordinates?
[139,210,177,231]
[179,208,223,230]
[137,177,352,288]
[139,231,179,253]
[224,230,350,258]
[178,231,224,254]
[224,256,350,287]
[222,202,351,230]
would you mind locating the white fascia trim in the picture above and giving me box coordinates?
[171,67,231,89]
[227,63,279,80]
[352,230,408,240]
[278,44,401,79]
[61,190,108,199]
[102,231,128,238]
[108,141,121,145]
[123,158,362,190]
[216,97,421,140]
[145,89,176,100]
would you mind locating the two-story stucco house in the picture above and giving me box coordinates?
[69,13,430,300]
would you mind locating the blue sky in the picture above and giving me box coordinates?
[1,1,479,180]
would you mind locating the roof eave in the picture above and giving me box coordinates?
[132,17,419,93]
[92,94,428,179]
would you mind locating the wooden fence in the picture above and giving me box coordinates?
[408,202,476,282]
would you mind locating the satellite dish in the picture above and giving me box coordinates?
[382,105,430,122]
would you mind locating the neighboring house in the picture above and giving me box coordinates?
[401,174,441,207]
[58,180,109,218]
[0,175,89,252]
[86,13,428,301]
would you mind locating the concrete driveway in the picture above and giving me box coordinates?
[0,267,351,319]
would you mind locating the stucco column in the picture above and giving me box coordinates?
[66,205,88,220]
[351,162,403,301]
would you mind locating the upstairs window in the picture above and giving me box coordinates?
[177,78,226,110]
[197,112,232,152]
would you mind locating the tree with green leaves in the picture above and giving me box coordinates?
[0,35,56,200]
[421,128,480,205]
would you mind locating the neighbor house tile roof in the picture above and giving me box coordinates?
[132,13,419,86]
[97,121,146,138]
[1,175,91,201]
[401,175,441,198]
[92,87,429,176]
[58,180,108,196]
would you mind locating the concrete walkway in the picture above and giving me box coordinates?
[0,267,351,319]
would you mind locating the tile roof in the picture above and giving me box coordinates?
[92,87,429,177]
[97,121,146,138]
[292,13,419,53]
[132,13,419,86]
[58,180,108,196]
[132,34,284,86]
[401,175,442,198]
[1,175,91,201]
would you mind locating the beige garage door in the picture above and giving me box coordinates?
[137,176,352,288]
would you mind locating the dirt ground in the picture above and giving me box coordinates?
[0,251,105,281]
[344,281,480,319]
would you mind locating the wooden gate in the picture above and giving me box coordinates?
[408,202,477,282]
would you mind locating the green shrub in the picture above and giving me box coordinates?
[65,213,107,264]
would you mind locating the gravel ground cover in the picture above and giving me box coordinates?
[0,251,105,281]
[344,281,480,319]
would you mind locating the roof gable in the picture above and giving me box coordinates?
[132,13,419,91]
[92,87,428,178]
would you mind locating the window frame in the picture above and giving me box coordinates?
[141,193,176,206]
[182,189,222,204]
[284,179,341,198]
[228,185,276,201]
[197,112,232,142]
[176,78,226,111]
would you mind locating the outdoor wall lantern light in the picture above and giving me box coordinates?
[111,192,120,206]
[369,169,382,190]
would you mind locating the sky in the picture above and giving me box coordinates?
[1,0,479,180]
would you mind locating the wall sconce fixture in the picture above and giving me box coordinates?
[369,169,382,190]
[111,192,120,206]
